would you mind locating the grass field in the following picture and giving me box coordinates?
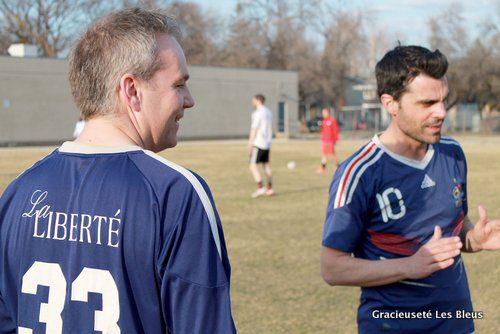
[1,135,499,333]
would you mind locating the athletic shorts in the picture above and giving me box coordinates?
[250,147,270,164]
[321,142,336,155]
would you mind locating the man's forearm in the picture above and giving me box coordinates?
[248,128,257,143]
[322,227,461,287]
[321,248,410,287]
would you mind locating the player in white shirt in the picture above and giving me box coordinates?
[248,94,274,198]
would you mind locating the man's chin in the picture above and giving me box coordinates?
[166,137,178,149]
[149,139,177,153]
[427,132,441,144]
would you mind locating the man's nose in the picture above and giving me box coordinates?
[433,102,447,119]
[184,88,195,109]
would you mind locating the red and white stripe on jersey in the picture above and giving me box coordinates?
[334,142,383,208]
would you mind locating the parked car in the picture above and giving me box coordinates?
[306,116,322,132]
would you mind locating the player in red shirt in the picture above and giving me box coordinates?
[317,107,340,173]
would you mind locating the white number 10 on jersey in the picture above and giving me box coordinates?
[376,187,407,223]
[19,261,120,333]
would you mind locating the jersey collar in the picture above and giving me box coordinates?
[372,134,434,170]
[59,141,143,154]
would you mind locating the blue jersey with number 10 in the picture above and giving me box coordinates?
[323,135,474,334]
[0,142,236,333]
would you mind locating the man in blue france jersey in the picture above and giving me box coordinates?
[0,8,236,334]
[321,45,500,333]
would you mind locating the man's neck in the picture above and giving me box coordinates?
[378,124,428,161]
[75,115,144,148]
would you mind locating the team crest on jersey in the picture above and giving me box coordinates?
[452,178,464,207]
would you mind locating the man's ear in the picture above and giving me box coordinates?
[380,93,398,117]
[119,73,141,112]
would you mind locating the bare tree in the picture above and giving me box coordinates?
[0,31,11,55]
[314,4,367,110]
[0,0,108,57]
[428,3,468,59]
[228,0,320,69]
[166,2,222,65]
[220,15,267,68]
[221,0,334,107]
[428,3,499,111]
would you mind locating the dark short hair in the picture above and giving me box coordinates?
[375,45,448,100]
[254,94,265,104]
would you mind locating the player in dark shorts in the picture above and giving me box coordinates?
[248,94,274,198]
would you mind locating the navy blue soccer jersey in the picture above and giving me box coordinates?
[323,135,474,333]
[0,142,236,333]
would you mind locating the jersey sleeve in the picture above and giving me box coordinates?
[251,111,261,129]
[457,145,468,216]
[441,138,468,216]
[0,189,16,334]
[157,174,236,334]
[322,164,369,253]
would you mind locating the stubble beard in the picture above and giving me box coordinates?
[398,108,442,145]
[404,125,441,145]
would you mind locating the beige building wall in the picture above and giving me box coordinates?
[0,57,298,146]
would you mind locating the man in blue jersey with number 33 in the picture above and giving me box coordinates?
[321,45,500,333]
[0,8,236,334]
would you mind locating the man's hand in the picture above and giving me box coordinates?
[468,206,500,251]
[404,226,462,280]
[247,142,253,154]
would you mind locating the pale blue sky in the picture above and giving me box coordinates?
[191,0,500,47]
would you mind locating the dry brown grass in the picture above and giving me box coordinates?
[1,135,499,333]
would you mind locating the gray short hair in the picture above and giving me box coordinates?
[68,8,181,119]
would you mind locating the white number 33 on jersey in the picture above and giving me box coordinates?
[19,261,120,334]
